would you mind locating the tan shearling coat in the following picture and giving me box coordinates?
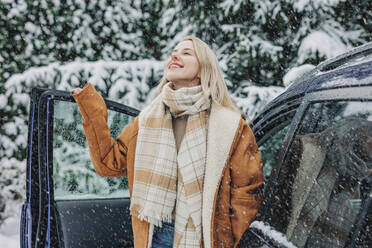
[73,83,264,248]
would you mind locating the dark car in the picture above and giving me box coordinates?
[238,42,372,248]
[21,42,372,248]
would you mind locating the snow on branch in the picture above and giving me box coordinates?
[297,30,348,64]
[233,82,284,120]
[5,60,165,109]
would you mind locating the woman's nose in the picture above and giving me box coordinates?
[171,53,179,60]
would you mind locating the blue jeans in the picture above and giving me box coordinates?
[151,221,175,248]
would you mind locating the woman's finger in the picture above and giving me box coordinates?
[71,88,83,94]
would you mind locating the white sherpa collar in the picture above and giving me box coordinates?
[202,102,241,248]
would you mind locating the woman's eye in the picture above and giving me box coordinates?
[184,52,190,55]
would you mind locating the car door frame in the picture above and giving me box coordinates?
[21,88,41,248]
[21,88,139,248]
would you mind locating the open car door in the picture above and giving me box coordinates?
[21,88,139,248]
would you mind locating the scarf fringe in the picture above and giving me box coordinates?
[137,207,174,227]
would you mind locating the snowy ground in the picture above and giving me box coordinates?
[0,214,20,248]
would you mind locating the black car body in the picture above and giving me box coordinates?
[21,43,372,248]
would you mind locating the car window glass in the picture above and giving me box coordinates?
[266,100,372,248]
[53,100,133,200]
[259,125,290,181]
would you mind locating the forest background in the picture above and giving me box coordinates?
[0,0,370,238]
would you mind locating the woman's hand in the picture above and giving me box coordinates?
[71,88,83,95]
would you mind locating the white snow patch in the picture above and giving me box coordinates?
[283,64,316,87]
[0,95,7,108]
[250,221,297,248]
[298,30,348,64]
[0,214,20,248]
[342,101,372,121]
[3,123,17,136]
[294,0,340,11]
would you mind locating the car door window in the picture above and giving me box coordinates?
[259,125,290,181]
[53,100,133,200]
[267,100,372,247]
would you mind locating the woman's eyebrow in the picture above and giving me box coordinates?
[172,48,194,53]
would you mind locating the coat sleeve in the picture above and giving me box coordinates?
[230,119,264,247]
[72,83,136,177]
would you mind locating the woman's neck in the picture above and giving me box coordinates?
[171,78,200,90]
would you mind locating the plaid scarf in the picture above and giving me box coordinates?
[130,82,210,247]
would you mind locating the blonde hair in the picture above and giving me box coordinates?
[156,36,242,114]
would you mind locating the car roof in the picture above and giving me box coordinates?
[253,42,372,122]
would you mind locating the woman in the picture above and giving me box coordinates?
[72,36,264,248]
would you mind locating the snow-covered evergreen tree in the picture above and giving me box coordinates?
[0,60,164,221]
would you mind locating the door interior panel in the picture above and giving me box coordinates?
[55,198,133,248]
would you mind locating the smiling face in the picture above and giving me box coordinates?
[165,40,200,89]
